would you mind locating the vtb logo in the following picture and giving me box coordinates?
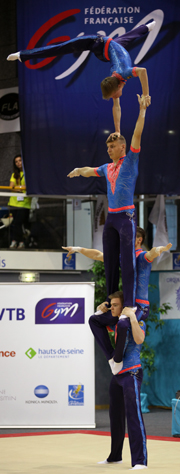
[0,308,25,321]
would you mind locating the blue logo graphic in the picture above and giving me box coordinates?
[34,385,49,398]
[173,253,180,270]
[68,384,84,406]
[62,253,75,270]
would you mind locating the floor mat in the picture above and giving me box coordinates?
[0,432,180,474]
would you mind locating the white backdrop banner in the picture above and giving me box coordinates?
[0,282,95,427]
[159,272,180,319]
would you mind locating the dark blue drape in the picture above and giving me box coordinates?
[17,0,180,195]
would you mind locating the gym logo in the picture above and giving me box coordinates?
[34,385,49,399]
[25,348,37,359]
[68,384,84,406]
[35,298,84,324]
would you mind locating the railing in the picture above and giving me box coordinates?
[0,186,26,191]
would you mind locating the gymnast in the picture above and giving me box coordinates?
[67,94,149,311]
[7,21,155,102]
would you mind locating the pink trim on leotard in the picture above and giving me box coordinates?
[118,364,142,374]
[104,38,112,60]
[130,145,141,153]
[94,168,100,177]
[108,204,135,213]
[135,298,149,306]
[135,249,143,258]
[132,67,138,77]
[144,254,152,263]
[111,71,127,84]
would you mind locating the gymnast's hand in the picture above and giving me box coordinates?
[108,132,121,140]
[62,246,82,257]
[67,168,80,178]
[96,301,110,313]
[121,307,136,321]
[138,94,151,108]
[62,246,74,257]
[155,243,172,255]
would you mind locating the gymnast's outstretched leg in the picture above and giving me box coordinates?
[114,22,155,50]
[7,35,100,62]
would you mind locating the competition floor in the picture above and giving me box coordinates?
[0,409,180,474]
[0,431,180,474]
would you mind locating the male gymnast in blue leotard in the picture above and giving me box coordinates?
[67,95,148,313]
[7,21,155,103]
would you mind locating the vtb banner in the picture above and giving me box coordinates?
[16,0,180,195]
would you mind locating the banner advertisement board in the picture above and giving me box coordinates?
[0,250,94,271]
[159,272,180,319]
[0,282,95,427]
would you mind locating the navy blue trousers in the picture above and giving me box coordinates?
[113,24,148,49]
[20,25,148,62]
[89,310,117,360]
[103,211,136,307]
[108,370,147,467]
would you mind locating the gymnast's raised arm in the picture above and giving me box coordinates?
[112,98,121,135]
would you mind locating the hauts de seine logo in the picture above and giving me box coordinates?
[35,298,84,324]
[68,384,84,406]
[25,348,37,359]
[25,346,84,359]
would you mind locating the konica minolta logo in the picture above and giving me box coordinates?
[34,385,49,399]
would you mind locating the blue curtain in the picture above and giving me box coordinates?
[142,271,180,407]
[17,0,180,195]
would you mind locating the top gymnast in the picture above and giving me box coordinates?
[7,21,155,102]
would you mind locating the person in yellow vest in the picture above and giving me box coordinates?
[8,154,31,249]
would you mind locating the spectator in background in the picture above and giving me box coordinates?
[8,154,31,249]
